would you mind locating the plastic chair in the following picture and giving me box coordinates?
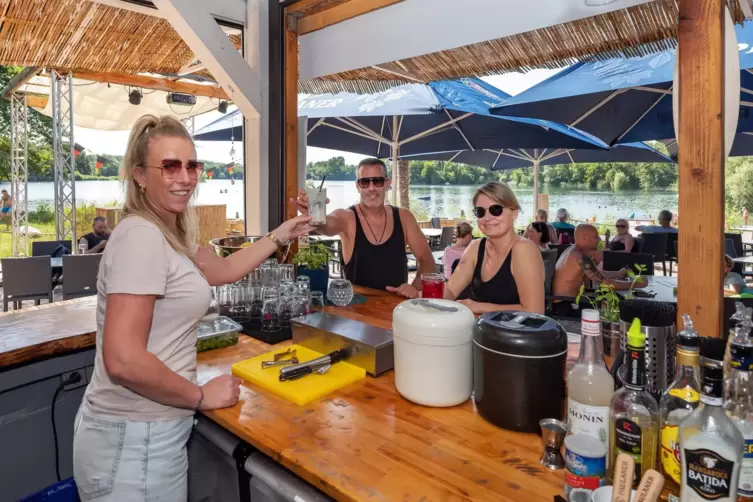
[31,240,72,257]
[61,254,102,300]
[541,248,558,296]
[435,227,454,251]
[549,243,572,261]
[602,251,655,276]
[638,233,668,275]
[1,257,53,311]
[664,233,678,276]
[431,217,441,229]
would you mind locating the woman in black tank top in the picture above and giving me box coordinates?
[444,182,545,315]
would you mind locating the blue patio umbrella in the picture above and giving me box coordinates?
[194,78,607,207]
[401,142,674,170]
[489,22,753,146]
[663,133,753,158]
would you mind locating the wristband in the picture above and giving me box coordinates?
[195,386,205,410]
[265,231,285,248]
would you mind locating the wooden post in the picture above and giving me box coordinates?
[677,0,726,337]
[284,14,299,222]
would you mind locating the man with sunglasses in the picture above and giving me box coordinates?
[293,158,435,298]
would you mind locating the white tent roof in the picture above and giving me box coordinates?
[20,75,219,131]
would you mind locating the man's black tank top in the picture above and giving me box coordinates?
[344,205,407,290]
[468,238,520,305]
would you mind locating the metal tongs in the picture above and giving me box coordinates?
[261,349,298,369]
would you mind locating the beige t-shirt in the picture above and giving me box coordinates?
[84,215,210,421]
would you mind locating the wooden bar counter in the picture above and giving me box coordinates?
[0,288,570,501]
[198,288,566,502]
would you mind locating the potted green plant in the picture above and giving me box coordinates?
[576,264,647,368]
[292,241,331,293]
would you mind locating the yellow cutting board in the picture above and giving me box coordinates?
[231,345,366,405]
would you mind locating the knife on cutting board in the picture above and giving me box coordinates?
[279,349,350,381]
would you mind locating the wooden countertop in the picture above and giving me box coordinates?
[0,296,97,369]
[198,288,573,502]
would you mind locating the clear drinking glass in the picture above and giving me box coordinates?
[203,288,221,326]
[217,284,232,316]
[262,298,281,332]
[261,263,280,288]
[309,291,325,313]
[230,281,250,322]
[279,264,295,284]
[295,281,310,299]
[249,285,264,320]
[327,279,354,307]
[291,296,309,318]
[247,267,263,285]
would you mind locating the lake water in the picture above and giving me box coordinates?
[17,180,678,222]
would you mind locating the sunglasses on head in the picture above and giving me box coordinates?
[143,159,204,180]
[472,205,505,218]
[357,177,387,188]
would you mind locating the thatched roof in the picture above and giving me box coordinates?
[299,0,748,94]
[0,0,239,78]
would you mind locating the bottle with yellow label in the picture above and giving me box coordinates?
[659,314,701,501]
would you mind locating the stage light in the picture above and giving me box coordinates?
[128,89,142,105]
[218,101,228,114]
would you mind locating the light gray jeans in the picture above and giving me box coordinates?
[72,401,194,501]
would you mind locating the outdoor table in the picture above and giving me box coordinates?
[616,276,677,304]
[733,255,753,265]
[420,228,443,238]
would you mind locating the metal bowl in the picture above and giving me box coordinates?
[209,235,291,263]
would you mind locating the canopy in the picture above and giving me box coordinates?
[400,142,675,171]
[194,78,607,156]
[489,22,753,145]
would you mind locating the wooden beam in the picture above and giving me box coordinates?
[2,67,41,98]
[69,71,229,99]
[26,95,49,109]
[298,0,404,35]
[285,0,346,16]
[677,0,726,337]
[285,15,300,222]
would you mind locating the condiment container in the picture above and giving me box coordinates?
[196,316,243,352]
[474,311,567,432]
[564,434,607,502]
[590,486,637,502]
[392,299,475,407]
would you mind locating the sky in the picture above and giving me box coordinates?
[74,69,559,166]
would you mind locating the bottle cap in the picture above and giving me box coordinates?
[581,309,600,322]
[677,313,700,348]
[626,317,645,349]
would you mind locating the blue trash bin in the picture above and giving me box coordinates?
[18,478,79,502]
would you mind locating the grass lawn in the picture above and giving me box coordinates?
[0,222,60,259]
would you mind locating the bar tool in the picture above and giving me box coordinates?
[274,348,296,361]
[538,418,567,469]
[261,357,299,369]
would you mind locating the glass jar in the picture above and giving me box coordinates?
[327,279,354,307]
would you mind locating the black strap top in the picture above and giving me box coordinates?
[608,239,626,251]
[344,205,408,290]
[469,238,520,306]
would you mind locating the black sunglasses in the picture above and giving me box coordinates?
[357,177,387,188]
[142,159,205,180]
[472,205,504,218]
[615,224,627,229]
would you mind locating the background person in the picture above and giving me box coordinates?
[552,224,646,317]
[551,208,575,231]
[443,221,474,280]
[293,158,435,298]
[524,221,551,251]
[0,189,11,230]
[444,182,545,314]
[604,218,635,252]
[79,216,111,254]
[536,208,557,243]
[636,209,677,233]
[73,115,312,500]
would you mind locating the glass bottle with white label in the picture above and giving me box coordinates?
[723,313,753,502]
[567,309,615,467]
[679,338,743,502]
[659,314,701,502]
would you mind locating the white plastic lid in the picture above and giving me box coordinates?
[581,309,601,337]
[392,299,475,346]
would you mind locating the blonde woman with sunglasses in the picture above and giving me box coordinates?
[444,182,545,314]
[72,115,312,501]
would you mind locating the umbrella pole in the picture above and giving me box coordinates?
[392,115,399,206]
[532,158,540,216]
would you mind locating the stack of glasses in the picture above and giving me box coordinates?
[215,260,325,339]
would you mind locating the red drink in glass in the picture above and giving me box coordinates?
[421,273,444,299]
